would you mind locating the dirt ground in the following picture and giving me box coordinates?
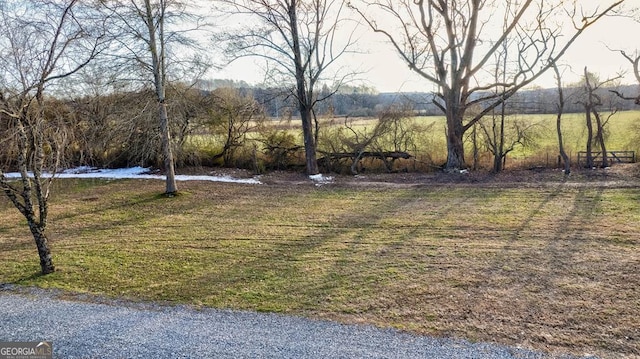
[192,162,640,189]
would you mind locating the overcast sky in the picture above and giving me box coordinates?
[215,1,640,93]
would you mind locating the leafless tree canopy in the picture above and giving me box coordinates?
[349,0,625,170]
[216,0,359,174]
[611,50,640,104]
[217,0,357,90]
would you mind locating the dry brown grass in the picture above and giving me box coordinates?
[1,166,639,358]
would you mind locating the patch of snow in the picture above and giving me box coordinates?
[309,173,334,186]
[59,166,151,177]
[61,166,96,174]
[459,169,469,174]
[174,174,261,184]
[3,166,262,185]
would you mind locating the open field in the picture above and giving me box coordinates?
[1,166,639,358]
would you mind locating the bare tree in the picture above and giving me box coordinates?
[479,115,542,172]
[0,0,104,274]
[101,0,210,195]
[611,49,640,104]
[216,0,358,175]
[143,0,178,194]
[479,23,529,173]
[350,0,625,171]
[552,63,570,175]
[577,68,621,168]
[341,116,395,175]
[610,50,640,158]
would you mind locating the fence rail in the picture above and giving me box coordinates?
[577,151,636,166]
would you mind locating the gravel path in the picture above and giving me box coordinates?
[0,288,589,359]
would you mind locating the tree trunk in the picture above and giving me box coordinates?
[495,49,507,173]
[557,115,570,174]
[144,0,178,194]
[288,0,319,175]
[2,180,55,275]
[493,152,503,173]
[301,107,319,175]
[445,114,466,170]
[159,101,178,194]
[592,110,608,168]
[495,101,506,173]
[471,124,478,171]
[490,113,503,173]
[29,224,55,275]
[585,105,594,168]
[553,63,570,175]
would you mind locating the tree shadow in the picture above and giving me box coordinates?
[189,186,424,311]
[12,271,46,283]
[458,180,625,352]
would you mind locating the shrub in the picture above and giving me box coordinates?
[258,129,304,170]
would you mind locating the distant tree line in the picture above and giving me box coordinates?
[217,83,638,118]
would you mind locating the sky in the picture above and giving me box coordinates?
[350,4,640,93]
[214,0,640,93]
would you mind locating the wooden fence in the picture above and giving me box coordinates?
[577,151,636,167]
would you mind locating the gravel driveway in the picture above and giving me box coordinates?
[0,287,590,359]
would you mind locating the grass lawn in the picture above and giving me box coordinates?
[1,170,639,358]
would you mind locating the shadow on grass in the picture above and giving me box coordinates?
[460,179,639,355]
[10,270,49,285]
[190,187,422,312]
[0,237,38,253]
[471,178,602,289]
[50,181,184,236]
